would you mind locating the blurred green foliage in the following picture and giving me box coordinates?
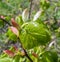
[0,0,29,16]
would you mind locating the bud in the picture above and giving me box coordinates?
[0,15,5,19]
[11,18,19,28]
[10,26,19,37]
[32,52,38,58]
[3,50,15,57]
[21,50,25,56]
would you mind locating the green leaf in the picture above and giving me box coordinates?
[0,20,4,28]
[5,16,11,21]
[0,58,12,62]
[15,15,23,26]
[6,28,17,41]
[10,26,19,37]
[20,22,51,49]
[40,51,58,62]
[13,55,20,62]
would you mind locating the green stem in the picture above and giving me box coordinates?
[21,23,28,28]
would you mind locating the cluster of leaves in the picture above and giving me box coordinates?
[0,8,59,62]
[0,0,60,62]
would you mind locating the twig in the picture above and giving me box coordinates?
[23,48,33,62]
[18,38,33,62]
[29,0,33,20]
[0,18,11,26]
[0,17,33,62]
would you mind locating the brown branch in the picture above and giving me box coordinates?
[18,38,33,62]
[23,48,33,62]
[0,17,33,62]
[0,18,12,26]
[29,0,33,20]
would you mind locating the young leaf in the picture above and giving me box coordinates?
[22,8,29,22]
[20,50,25,56]
[0,58,13,62]
[32,52,38,58]
[20,22,51,49]
[3,50,15,57]
[6,28,17,41]
[0,15,5,19]
[33,10,42,21]
[15,15,23,26]
[11,18,19,28]
[10,26,19,37]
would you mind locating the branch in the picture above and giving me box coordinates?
[29,0,33,20]
[18,38,33,62]
[23,48,33,62]
[0,18,12,26]
[0,17,33,62]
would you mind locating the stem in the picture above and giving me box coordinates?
[18,38,33,62]
[0,17,33,62]
[23,48,33,62]
[0,18,11,26]
[29,0,33,20]
[21,23,28,28]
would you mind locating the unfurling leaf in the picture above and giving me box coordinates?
[20,50,25,56]
[10,26,19,37]
[3,50,15,57]
[13,45,18,51]
[15,15,23,26]
[6,28,17,41]
[0,58,12,62]
[11,18,19,28]
[32,52,38,58]
[33,10,42,21]
[22,8,29,22]
[0,15,5,19]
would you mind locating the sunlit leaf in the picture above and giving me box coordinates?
[33,10,42,21]
[22,8,29,22]
[15,15,23,26]
[0,58,13,62]
[20,50,25,56]
[6,28,17,41]
[10,26,19,37]
[20,22,51,49]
